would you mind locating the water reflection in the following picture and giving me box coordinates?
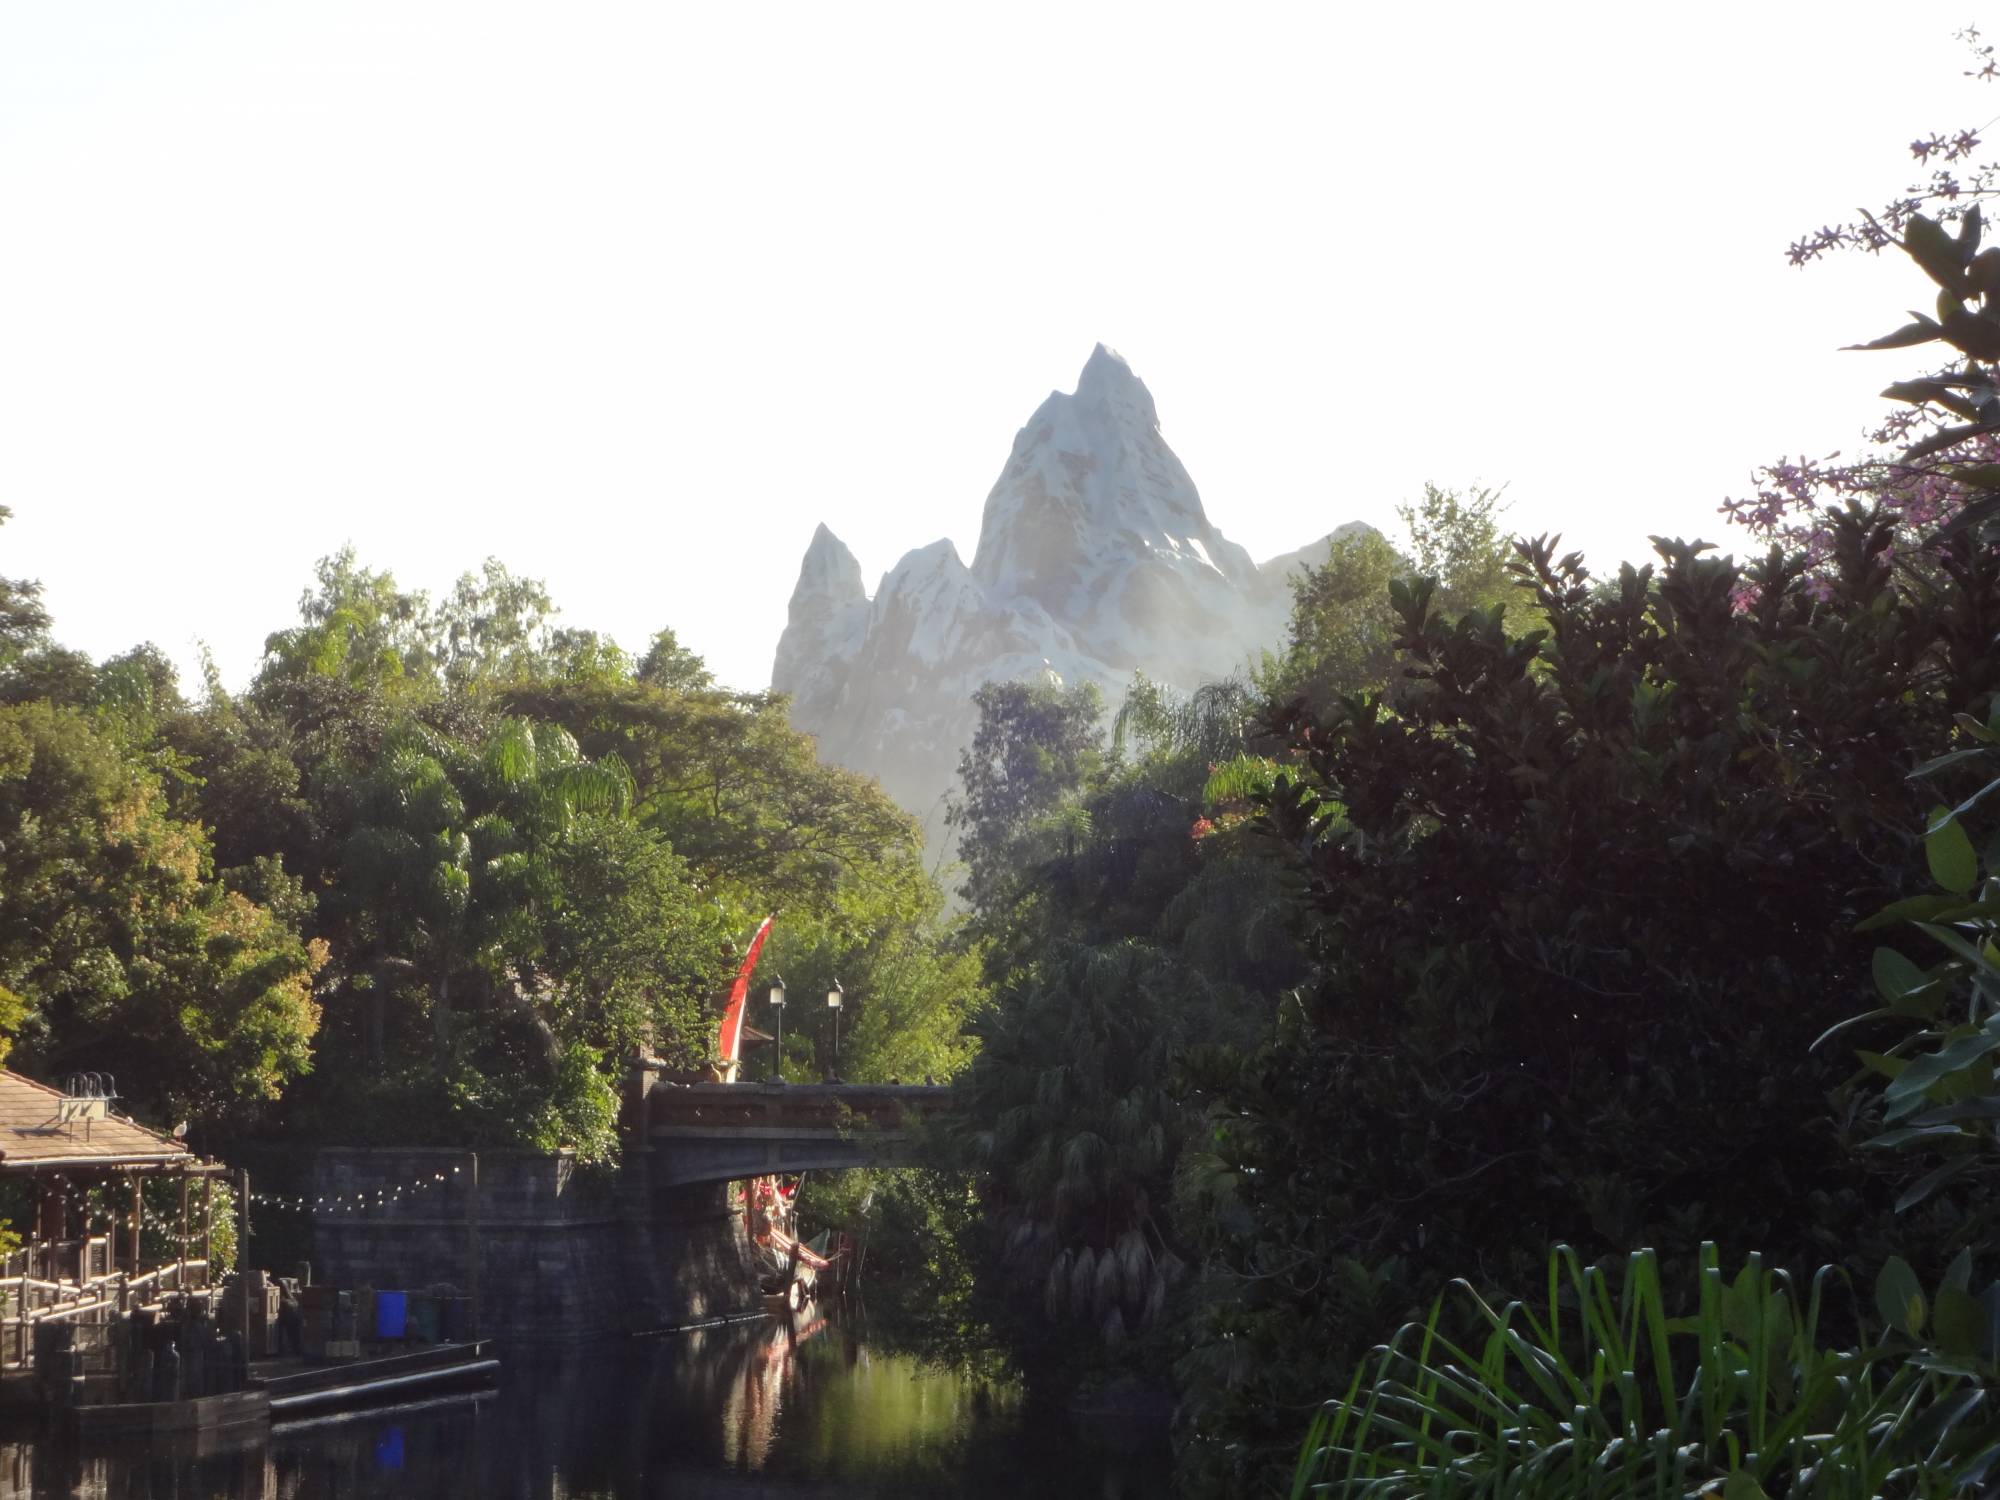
[0,1312,1167,1498]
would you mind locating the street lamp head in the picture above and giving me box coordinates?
[826,978,844,1010]
[768,974,786,1008]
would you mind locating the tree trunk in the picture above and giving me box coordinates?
[496,965,563,1070]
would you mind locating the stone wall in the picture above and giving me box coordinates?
[305,1147,761,1343]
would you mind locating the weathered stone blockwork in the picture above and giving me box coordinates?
[306,1148,760,1343]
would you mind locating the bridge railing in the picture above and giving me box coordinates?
[643,1082,951,1133]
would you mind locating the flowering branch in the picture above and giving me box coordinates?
[1788,29,2000,266]
[1727,35,2000,571]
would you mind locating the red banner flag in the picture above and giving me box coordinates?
[716,915,775,1068]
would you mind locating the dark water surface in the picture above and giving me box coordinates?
[0,1311,1169,1498]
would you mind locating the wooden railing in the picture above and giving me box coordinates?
[0,1234,112,1287]
[1,1257,214,1368]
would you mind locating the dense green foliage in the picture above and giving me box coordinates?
[0,526,976,1163]
[0,696,323,1123]
[0,519,324,1127]
[936,497,1526,1417]
[1165,518,2000,1487]
[1264,74,2000,1500]
[1831,724,2000,1241]
[940,183,2000,1493]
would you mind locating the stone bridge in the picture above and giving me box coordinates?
[635,1081,953,1189]
[303,1082,956,1341]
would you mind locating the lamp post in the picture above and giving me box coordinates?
[768,975,787,1084]
[826,978,844,1082]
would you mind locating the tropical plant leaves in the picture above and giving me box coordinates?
[1877,1255,1927,1338]
[1927,805,1980,893]
[1846,315,1944,351]
[1874,944,1932,1003]
[1293,1245,2000,1498]
[1908,213,1972,295]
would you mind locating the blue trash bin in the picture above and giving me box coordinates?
[375,1290,408,1339]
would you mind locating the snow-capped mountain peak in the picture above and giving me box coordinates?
[771,346,1353,845]
[1072,341,1159,428]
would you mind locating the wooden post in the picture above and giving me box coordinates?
[53,1177,69,1285]
[201,1171,214,1289]
[127,1174,141,1276]
[465,1152,480,1341]
[39,1175,53,1285]
[236,1167,251,1354]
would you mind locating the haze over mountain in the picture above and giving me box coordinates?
[772,345,1358,834]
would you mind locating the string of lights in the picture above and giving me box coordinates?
[136,1210,203,1246]
[73,1199,208,1247]
[55,1164,471,1254]
[247,1165,464,1216]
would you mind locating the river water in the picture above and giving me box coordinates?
[0,1310,1170,1498]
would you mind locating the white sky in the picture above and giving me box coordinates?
[0,3,1986,694]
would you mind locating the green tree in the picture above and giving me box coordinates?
[169,549,954,1163]
[945,674,1290,1386]
[429,559,559,690]
[757,858,985,1085]
[1186,517,2000,1486]
[947,678,1104,925]
[0,507,49,672]
[500,675,920,920]
[635,628,713,693]
[538,812,733,1073]
[1265,525,1401,709]
[291,714,726,1158]
[1401,482,1515,614]
[0,701,322,1126]
[1263,484,1517,713]
[257,547,437,698]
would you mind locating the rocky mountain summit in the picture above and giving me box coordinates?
[771,344,1354,834]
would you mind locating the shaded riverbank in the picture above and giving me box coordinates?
[0,1309,1170,1497]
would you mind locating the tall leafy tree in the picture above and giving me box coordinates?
[0,507,51,674]
[0,700,322,1125]
[287,713,728,1158]
[499,676,919,919]
[257,547,437,698]
[947,678,1104,926]
[946,674,1288,1378]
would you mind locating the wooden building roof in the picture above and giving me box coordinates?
[0,1070,195,1172]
